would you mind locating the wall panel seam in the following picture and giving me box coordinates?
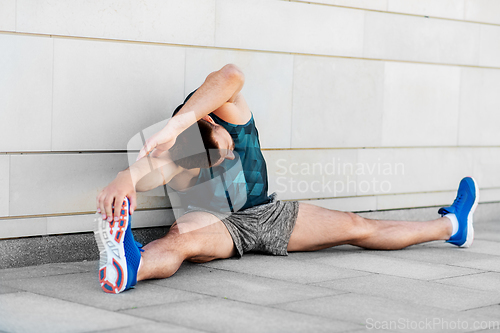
[0,207,172,220]
[0,31,499,71]
[361,5,368,58]
[50,37,55,151]
[3,145,500,154]
[183,48,187,97]
[290,55,296,149]
[3,187,500,220]
[285,187,500,202]
[7,155,10,217]
[284,0,500,27]
[478,25,484,71]
[457,67,464,146]
[263,146,500,150]
[213,0,217,51]
[14,0,17,31]
[380,61,387,145]
[463,0,468,24]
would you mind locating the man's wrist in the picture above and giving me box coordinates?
[117,169,137,187]
[168,109,198,135]
[117,170,127,177]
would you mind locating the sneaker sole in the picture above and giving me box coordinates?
[94,199,130,293]
[461,177,479,248]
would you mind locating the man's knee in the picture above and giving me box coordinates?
[166,213,235,260]
[346,212,374,241]
[165,223,204,256]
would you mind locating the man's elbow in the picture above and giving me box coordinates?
[220,64,245,85]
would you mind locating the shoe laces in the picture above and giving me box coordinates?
[452,193,466,210]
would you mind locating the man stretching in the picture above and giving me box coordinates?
[95,64,478,293]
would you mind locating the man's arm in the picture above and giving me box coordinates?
[177,64,249,124]
[136,64,250,160]
[134,152,182,192]
[96,153,182,222]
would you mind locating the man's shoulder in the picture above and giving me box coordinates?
[211,92,252,125]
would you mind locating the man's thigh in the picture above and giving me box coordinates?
[171,211,236,263]
[287,202,364,252]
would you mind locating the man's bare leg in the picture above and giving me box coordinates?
[287,203,453,252]
[137,211,236,281]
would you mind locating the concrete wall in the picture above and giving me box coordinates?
[1,0,500,239]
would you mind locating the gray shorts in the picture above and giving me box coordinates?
[185,193,299,257]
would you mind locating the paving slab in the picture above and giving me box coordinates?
[424,240,500,256]
[285,245,366,261]
[463,304,500,321]
[1,271,207,311]
[465,240,500,256]
[87,322,207,333]
[349,328,399,333]
[64,260,99,272]
[0,219,498,333]
[450,258,500,272]
[201,253,371,284]
[314,274,500,311]
[0,292,149,333]
[474,220,500,242]
[474,230,500,242]
[0,261,87,281]
[147,262,345,306]
[122,297,359,333]
[434,272,500,292]
[369,245,497,265]
[0,285,20,295]
[272,292,496,333]
[475,220,500,231]
[307,252,481,280]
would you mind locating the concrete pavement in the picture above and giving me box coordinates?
[0,219,499,333]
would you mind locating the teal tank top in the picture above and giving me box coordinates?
[169,90,270,213]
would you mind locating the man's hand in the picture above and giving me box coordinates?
[136,112,197,162]
[97,171,137,222]
[136,129,176,161]
[136,64,246,162]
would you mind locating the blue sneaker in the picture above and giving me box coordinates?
[94,197,143,293]
[439,177,479,248]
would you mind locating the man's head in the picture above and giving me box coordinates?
[169,115,235,169]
